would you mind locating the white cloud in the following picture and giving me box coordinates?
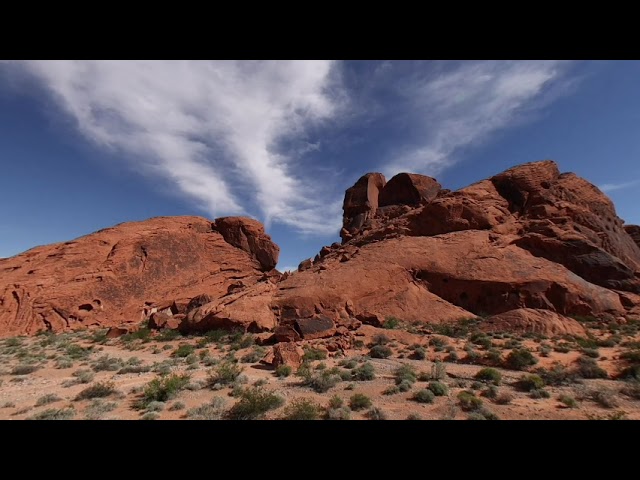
[3,60,343,235]
[384,61,573,177]
[600,180,639,193]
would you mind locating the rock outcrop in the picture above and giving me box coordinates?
[2,159,639,340]
[0,216,279,336]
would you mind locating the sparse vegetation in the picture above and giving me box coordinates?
[282,398,321,420]
[186,397,226,420]
[11,364,39,375]
[84,399,117,420]
[457,391,483,412]
[138,374,190,407]
[517,374,545,392]
[430,361,446,380]
[474,368,502,385]
[352,362,376,381]
[275,365,292,378]
[36,394,62,406]
[227,387,284,420]
[75,381,118,401]
[28,408,75,420]
[558,394,578,408]
[207,361,243,387]
[428,381,448,396]
[413,389,435,404]
[349,393,372,411]
[382,316,401,329]
[369,345,392,359]
[366,407,387,420]
[172,344,195,358]
[576,356,608,379]
[302,346,327,361]
[504,348,538,370]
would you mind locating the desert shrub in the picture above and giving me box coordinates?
[117,364,151,374]
[36,394,62,406]
[474,368,502,385]
[397,379,413,392]
[406,413,422,420]
[504,348,538,370]
[393,365,416,386]
[517,374,545,392]
[383,316,401,329]
[482,385,499,399]
[457,391,483,411]
[411,346,427,360]
[369,345,392,359]
[282,398,321,420]
[172,344,195,358]
[122,327,152,342]
[464,349,481,364]
[11,363,41,375]
[186,397,226,420]
[84,399,118,420]
[352,362,376,381]
[145,401,166,412]
[494,391,514,405]
[620,381,640,399]
[428,381,448,396]
[349,393,372,411]
[591,388,619,408]
[529,389,551,399]
[65,344,92,360]
[28,408,75,420]
[139,374,190,406]
[302,347,327,361]
[430,362,446,380]
[366,407,387,420]
[1,401,16,408]
[383,386,400,395]
[307,371,341,393]
[227,388,284,420]
[371,334,390,346]
[91,354,123,372]
[240,347,265,364]
[582,348,600,359]
[275,365,292,378]
[71,369,95,384]
[468,407,500,420]
[429,336,448,348]
[339,358,358,369]
[169,401,185,411]
[328,395,343,409]
[536,363,577,386]
[447,351,459,362]
[55,357,74,369]
[140,412,159,420]
[576,356,608,379]
[413,389,435,404]
[326,407,351,420]
[558,394,578,408]
[207,361,243,387]
[75,381,117,401]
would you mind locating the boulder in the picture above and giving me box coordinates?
[480,308,587,337]
[378,172,441,207]
[213,216,280,271]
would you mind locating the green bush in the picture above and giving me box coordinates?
[430,362,446,380]
[383,316,401,329]
[558,394,578,408]
[75,381,118,401]
[576,356,608,379]
[369,345,392,359]
[227,387,284,420]
[11,364,39,375]
[186,397,226,420]
[504,348,538,370]
[307,371,341,393]
[275,365,292,378]
[91,354,123,371]
[394,364,417,385]
[28,408,75,420]
[328,395,343,409]
[411,346,427,360]
[428,381,448,396]
[529,389,550,399]
[303,347,327,361]
[282,398,321,420]
[536,363,576,386]
[172,344,195,358]
[366,407,387,420]
[349,393,372,411]
[207,361,243,387]
[326,407,351,420]
[474,368,502,385]
[517,374,545,392]
[457,391,483,411]
[591,388,619,408]
[139,374,190,406]
[352,362,376,381]
[413,389,435,404]
[36,394,61,406]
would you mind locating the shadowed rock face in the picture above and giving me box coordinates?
[0,216,279,336]
[2,159,639,339]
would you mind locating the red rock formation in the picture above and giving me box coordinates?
[341,172,386,242]
[0,216,278,337]
[480,308,587,337]
[378,173,441,207]
[625,225,640,250]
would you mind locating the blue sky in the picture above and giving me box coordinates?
[0,60,639,271]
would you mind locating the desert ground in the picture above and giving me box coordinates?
[1,316,639,420]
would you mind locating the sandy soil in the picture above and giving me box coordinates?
[1,321,639,420]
